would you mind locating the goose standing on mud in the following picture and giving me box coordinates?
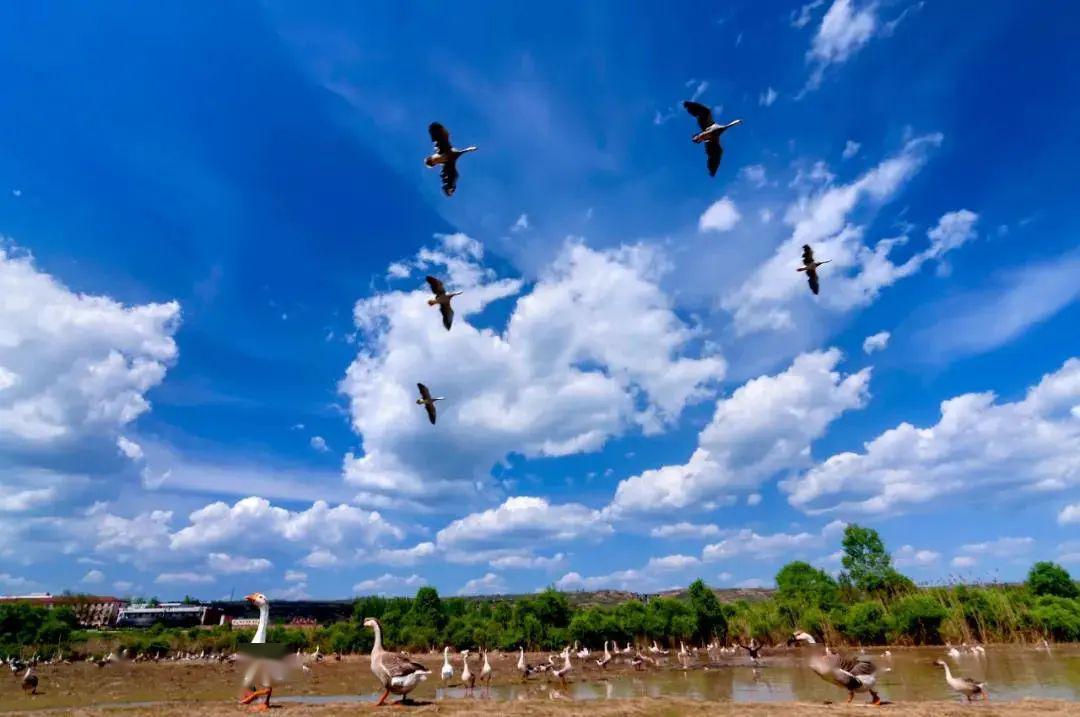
[425,122,477,197]
[517,647,534,681]
[480,651,493,694]
[425,275,461,331]
[553,651,572,686]
[461,650,475,696]
[364,617,430,706]
[238,592,285,711]
[934,659,988,702]
[682,101,742,177]
[415,383,445,425]
[441,646,453,683]
[596,641,613,669]
[797,244,830,295]
[808,651,881,705]
[21,664,38,695]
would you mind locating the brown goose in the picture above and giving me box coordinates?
[415,383,444,425]
[425,122,477,197]
[809,651,881,705]
[364,617,430,705]
[21,665,38,695]
[682,101,742,177]
[797,244,831,295]
[425,276,462,331]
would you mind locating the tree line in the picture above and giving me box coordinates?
[3,525,1078,656]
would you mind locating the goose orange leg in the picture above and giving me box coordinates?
[846,691,855,703]
[374,688,392,706]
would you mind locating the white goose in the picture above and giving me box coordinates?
[935,659,988,701]
[461,650,475,696]
[480,651,493,693]
[238,592,285,711]
[517,647,534,680]
[441,646,453,682]
[553,650,573,685]
[596,640,613,669]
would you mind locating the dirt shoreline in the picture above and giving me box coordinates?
[4,698,1079,716]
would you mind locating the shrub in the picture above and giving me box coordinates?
[1027,562,1079,599]
[889,594,947,644]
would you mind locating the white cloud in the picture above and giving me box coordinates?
[155,571,215,585]
[1060,504,1080,525]
[747,493,763,506]
[301,549,340,569]
[760,209,774,224]
[703,521,844,562]
[0,487,56,512]
[650,523,723,539]
[206,553,273,574]
[341,236,723,503]
[609,349,870,514]
[386,262,411,280]
[908,252,1080,364]
[457,572,508,596]
[737,578,769,588]
[488,552,566,570]
[81,569,105,584]
[0,245,179,446]
[510,214,530,233]
[959,537,1035,558]
[353,573,425,595]
[309,435,329,452]
[842,140,861,159]
[170,497,403,554]
[647,554,700,571]
[437,496,611,551]
[785,358,1080,514]
[0,572,31,588]
[699,197,742,233]
[741,165,768,188]
[117,435,144,461]
[951,556,977,568]
[723,135,951,334]
[759,87,778,107]
[893,545,941,568]
[284,570,307,582]
[805,0,878,89]
[862,331,890,354]
[113,580,135,592]
[792,0,826,28]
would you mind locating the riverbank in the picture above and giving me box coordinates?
[4,698,1079,716]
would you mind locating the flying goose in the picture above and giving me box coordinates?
[808,651,881,705]
[415,382,444,425]
[424,275,462,331]
[797,244,830,295]
[682,101,742,177]
[425,122,477,197]
[935,660,988,701]
[441,646,453,682]
[364,617,430,706]
[737,638,763,664]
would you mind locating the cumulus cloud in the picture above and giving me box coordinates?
[724,136,964,334]
[457,572,508,596]
[309,436,329,453]
[842,140,861,159]
[81,569,105,584]
[155,571,215,585]
[510,214,530,233]
[0,572,31,588]
[699,197,742,233]
[169,496,403,553]
[206,553,273,574]
[609,349,870,514]
[893,545,941,568]
[1060,504,1080,525]
[786,359,1080,514]
[556,553,703,592]
[959,537,1035,558]
[702,521,845,561]
[862,331,890,354]
[353,573,425,595]
[488,552,566,570]
[0,246,179,447]
[341,236,723,504]
[650,523,723,539]
[741,165,768,188]
[284,570,307,582]
[0,486,56,512]
[437,496,611,551]
[759,87,779,107]
[951,556,977,568]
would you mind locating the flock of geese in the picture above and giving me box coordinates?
[415,105,830,422]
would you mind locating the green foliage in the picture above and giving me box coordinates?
[889,594,947,644]
[1027,562,1079,599]
[841,524,915,599]
[1027,596,1080,641]
[687,579,729,643]
[837,601,889,645]
[0,603,78,654]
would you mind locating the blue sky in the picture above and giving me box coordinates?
[1,1,1078,601]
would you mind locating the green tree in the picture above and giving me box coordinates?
[840,524,914,598]
[409,587,446,630]
[1027,562,1079,599]
[889,594,948,644]
[687,579,728,643]
[837,601,889,645]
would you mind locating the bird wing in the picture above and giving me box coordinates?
[439,302,454,331]
[428,122,453,154]
[425,401,438,425]
[417,383,432,401]
[802,244,815,263]
[807,268,820,295]
[847,657,877,676]
[425,275,447,296]
[384,652,429,678]
[440,160,459,197]
[705,138,722,176]
[683,100,714,131]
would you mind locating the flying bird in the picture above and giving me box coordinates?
[682,101,742,177]
[425,275,462,330]
[425,122,477,197]
[797,244,830,295]
[737,638,763,664]
[415,383,444,425]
